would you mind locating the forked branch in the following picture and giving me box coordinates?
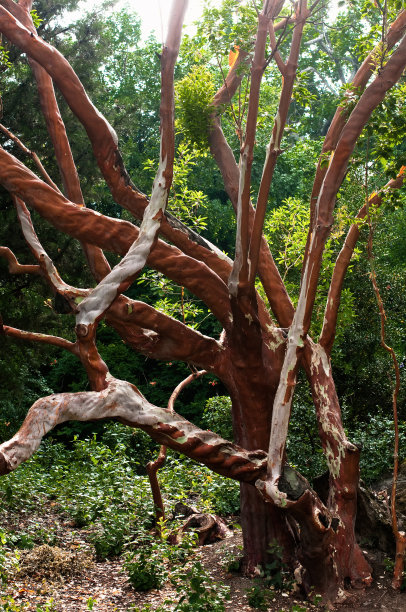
[248,0,309,287]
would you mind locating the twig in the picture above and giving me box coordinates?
[147,369,207,527]
[366,175,406,591]
[0,122,61,192]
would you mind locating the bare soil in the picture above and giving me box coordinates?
[1,509,405,611]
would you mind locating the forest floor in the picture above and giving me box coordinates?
[1,507,406,612]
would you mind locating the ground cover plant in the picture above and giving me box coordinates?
[0,0,406,605]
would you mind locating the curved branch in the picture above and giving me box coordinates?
[13,196,89,301]
[0,3,230,284]
[105,297,223,372]
[0,375,268,483]
[0,246,40,275]
[2,324,78,354]
[1,0,111,282]
[75,0,187,332]
[304,9,406,261]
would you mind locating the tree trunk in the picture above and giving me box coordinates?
[240,483,295,573]
[225,337,296,571]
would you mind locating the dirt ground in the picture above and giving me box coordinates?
[1,510,405,611]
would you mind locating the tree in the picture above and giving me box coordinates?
[0,0,405,601]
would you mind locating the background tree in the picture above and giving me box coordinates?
[0,0,405,601]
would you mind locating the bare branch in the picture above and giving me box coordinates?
[0,122,61,191]
[229,3,275,295]
[248,0,310,287]
[320,168,406,353]
[0,148,232,327]
[365,180,406,588]
[0,2,231,285]
[209,74,295,327]
[305,9,406,259]
[105,296,224,372]
[75,1,187,332]
[13,196,88,300]
[268,20,287,74]
[0,246,40,275]
[0,376,268,482]
[3,324,78,354]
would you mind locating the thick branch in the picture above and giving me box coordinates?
[105,297,223,372]
[303,341,372,587]
[0,376,268,483]
[75,4,198,333]
[303,35,406,333]
[4,0,111,282]
[265,37,406,495]
[0,148,232,326]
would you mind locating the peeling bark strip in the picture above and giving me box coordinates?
[75,155,170,329]
[0,376,267,483]
[303,341,372,587]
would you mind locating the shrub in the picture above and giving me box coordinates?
[202,396,233,441]
[350,412,406,484]
[170,561,230,611]
[125,545,169,591]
